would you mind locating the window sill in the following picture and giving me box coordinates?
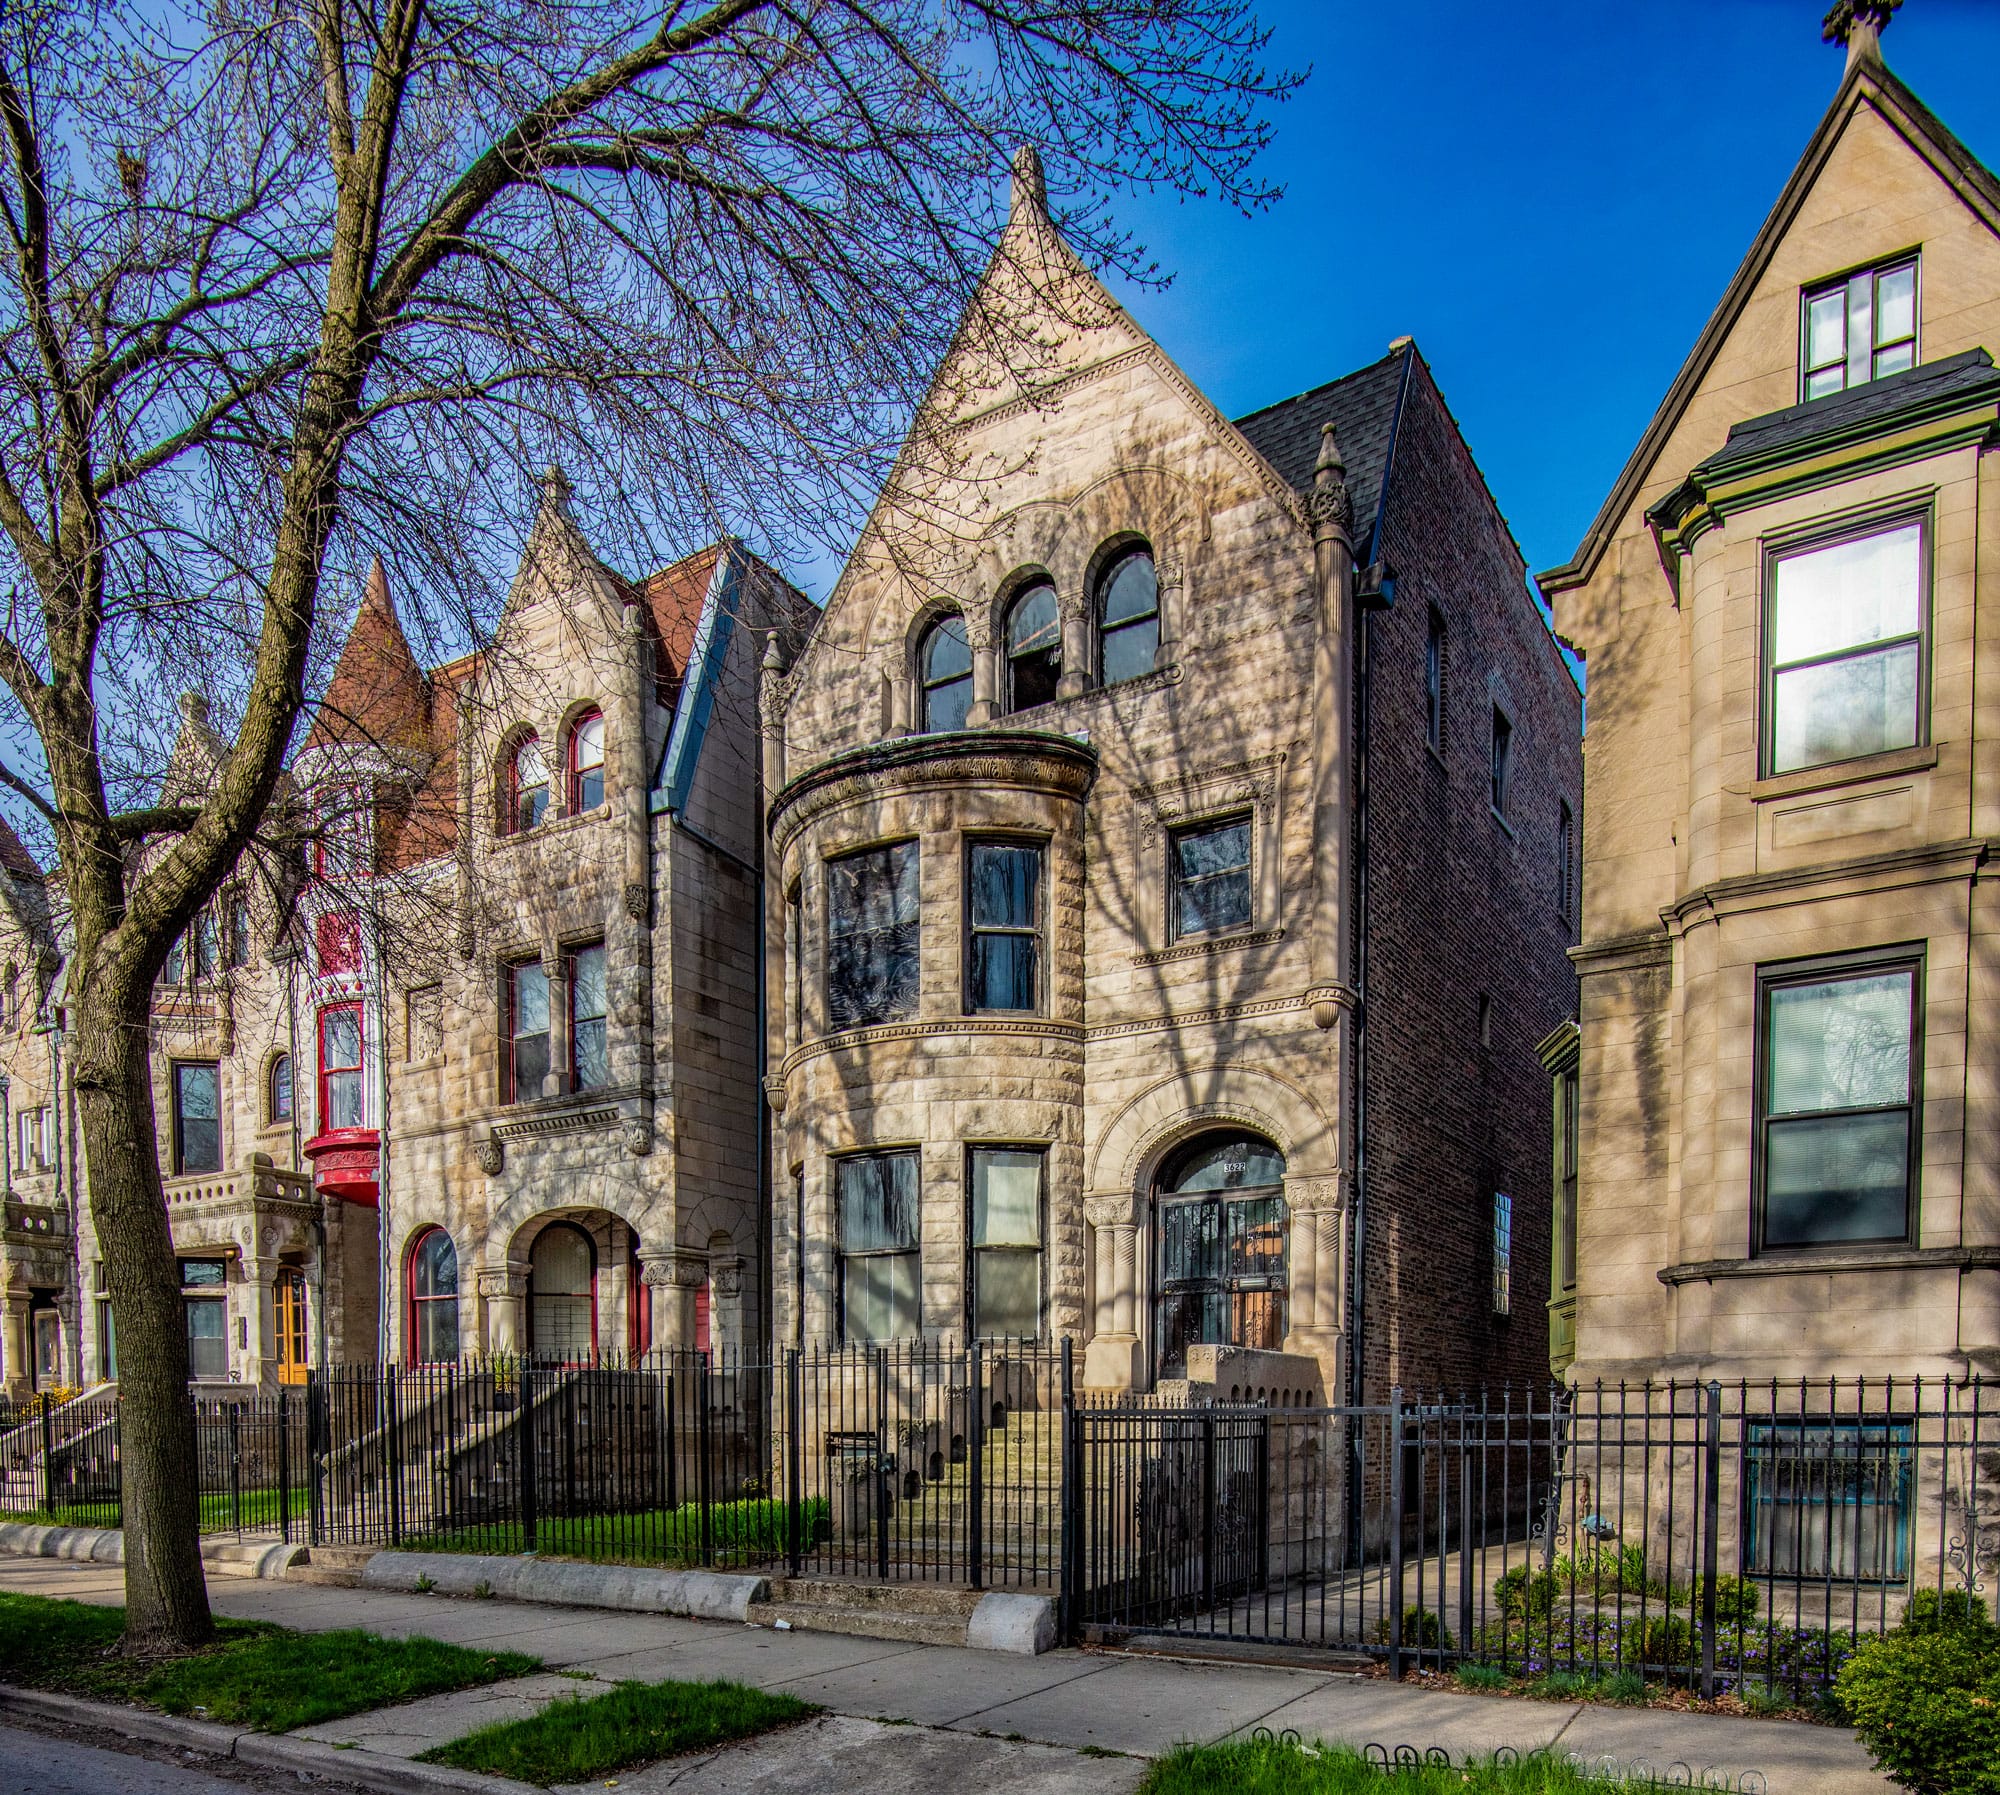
[490,807,608,851]
[1749,742,1937,803]
[1658,1243,2000,1285]
[1490,806,1515,838]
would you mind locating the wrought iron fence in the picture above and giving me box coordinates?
[1069,1377,1998,1700]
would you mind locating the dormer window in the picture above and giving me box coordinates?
[1802,257,1917,401]
[567,709,605,813]
[507,734,549,834]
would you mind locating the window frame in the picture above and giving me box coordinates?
[566,939,609,1092]
[566,707,606,815]
[1490,704,1514,820]
[825,838,921,1032]
[1425,606,1446,753]
[268,1053,293,1125]
[917,612,973,734]
[1800,255,1919,403]
[1558,799,1576,923]
[1759,510,1930,780]
[1151,1131,1290,1380]
[527,1218,598,1362]
[966,1144,1046,1341]
[407,1226,461,1366]
[1095,545,1160,688]
[834,1147,922,1344]
[171,1059,222,1175]
[317,1002,365,1134]
[963,835,1046,1016]
[503,956,551,1103]
[1003,577,1063,713]
[505,732,550,836]
[1752,946,1924,1257]
[1168,811,1255,944]
[1491,1191,1513,1318]
[1741,1414,1914,1585]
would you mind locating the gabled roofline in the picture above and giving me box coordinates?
[650,541,740,815]
[1537,55,2000,601]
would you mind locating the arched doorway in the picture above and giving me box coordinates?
[529,1221,596,1361]
[1153,1130,1288,1379]
[274,1268,309,1384]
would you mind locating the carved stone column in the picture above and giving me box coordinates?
[543,947,566,1099]
[0,1287,30,1395]
[760,637,790,792]
[1056,589,1088,699]
[1081,1194,1142,1390]
[641,1249,707,1351]
[239,1258,277,1389]
[966,612,997,728]
[1284,1174,1346,1345]
[479,1265,527,1356]
[711,1256,745,1356]
[1153,549,1185,666]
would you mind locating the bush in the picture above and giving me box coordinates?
[1836,1623,2000,1795]
[1630,1615,1695,1667]
[1899,1588,1997,1637]
[1495,1565,1560,1620]
[1371,1606,1452,1651]
[1454,1662,1509,1691]
[1696,1574,1760,1628]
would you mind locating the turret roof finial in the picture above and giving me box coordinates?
[1824,0,1900,73]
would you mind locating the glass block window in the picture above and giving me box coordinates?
[1766,520,1923,776]
[1744,1418,1912,1582]
[966,840,1042,1013]
[1170,815,1252,940]
[1758,958,1918,1250]
[569,942,609,1091]
[970,1147,1043,1339]
[1492,1191,1512,1317]
[1803,259,1917,401]
[837,1149,920,1341]
[827,841,919,1030]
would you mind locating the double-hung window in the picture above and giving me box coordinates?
[1757,953,1920,1251]
[180,1257,228,1380]
[970,1147,1043,1339]
[827,841,919,1029]
[837,1149,920,1341]
[1170,815,1252,940]
[506,959,550,1101]
[319,1005,365,1131]
[1490,706,1513,817]
[966,840,1042,1013]
[568,942,608,1091]
[568,710,606,813]
[172,1062,221,1174]
[1803,258,1917,401]
[1766,518,1924,776]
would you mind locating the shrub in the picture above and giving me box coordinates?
[1495,1565,1560,1620]
[1696,1574,1760,1628]
[1455,1662,1510,1691]
[1371,1606,1453,1651]
[1899,1588,1997,1637]
[1837,1623,2000,1795]
[1630,1615,1695,1668]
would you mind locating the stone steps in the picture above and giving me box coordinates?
[747,1575,986,1648]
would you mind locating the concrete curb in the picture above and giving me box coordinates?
[967,1591,1059,1655]
[0,1525,305,1578]
[0,1682,538,1795]
[362,1550,768,1622]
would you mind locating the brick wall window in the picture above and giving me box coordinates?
[1756,952,1920,1252]
[318,1004,365,1131]
[1490,705,1513,818]
[965,840,1042,1013]
[919,614,972,733]
[568,941,609,1091]
[827,840,919,1030]
[1097,547,1159,685]
[1491,1191,1512,1317]
[837,1149,920,1341]
[1004,578,1062,712]
[505,959,550,1101]
[507,733,549,834]
[172,1061,221,1174]
[1170,814,1252,940]
[969,1147,1043,1340]
[1425,606,1446,751]
[1802,257,1917,401]
[1764,518,1924,776]
[1558,799,1575,922]
[567,708,605,813]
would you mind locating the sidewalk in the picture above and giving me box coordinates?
[0,1554,1888,1793]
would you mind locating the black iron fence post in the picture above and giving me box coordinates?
[306,1372,324,1547]
[519,1366,538,1553]
[39,1394,56,1514]
[1388,1387,1407,1680]
[1059,1337,1078,1642]
[1200,1408,1217,1616]
[1458,1407,1474,1660]
[698,1353,714,1567]
[277,1386,291,1545]
[387,1365,405,1546]
[968,1342,985,1589]
[1700,1379,1721,1700]
[785,1348,803,1578]
[228,1404,242,1534]
[874,1347,891,1582]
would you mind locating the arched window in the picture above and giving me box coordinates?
[506,734,549,835]
[530,1221,596,1361]
[268,1054,293,1124]
[1097,548,1159,686]
[567,709,605,813]
[1154,1130,1287,1378]
[409,1228,459,1364]
[1004,579,1061,711]
[919,613,972,733]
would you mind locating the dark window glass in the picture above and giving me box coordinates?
[569,942,609,1091]
[970,1147,1042,1339]
[410,1228,460,1364]
[1490,707,1513,816]
[1744,1419,1912,1582]
[163,935,186,985]
[173,1062,221,1174]
[1559,800,1575,921]
[185,1296,227,1380]
[1766,522,1923,776]
[1153,1131,1287,1378]
[967,840,1042,1013]
[226,899,250,968]
[507,960,550,1101]
[827,841,919,1030]
[193,911,217,978]
[569,710,605,813]
[1759,962,1917,1249]
[319,1005,364,1131]
[1557,1070,1579,1292]
[178,1257,228,1287]
[1005,580,1062,711]
[1171,816,1252,940]
[920,615,972,733]
[530,1222,594,1360]
[1098,550,1159,686]
[837,1149,920,1341]
[1803,257,1917,401]
[510,735,549,833]
[1425,608,1446,749]
[270,1054,293,1123]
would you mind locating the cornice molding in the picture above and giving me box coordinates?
[782,1016,1085,1078]
[1664,837,1989,935]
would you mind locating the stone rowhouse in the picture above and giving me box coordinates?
[1541,11,2000,1385]
[762,153,1582,1401]
[0,477,812,1394]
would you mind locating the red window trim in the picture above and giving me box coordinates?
[406,1227,459,1366]
[317,1002,364,1135]
[566,707,605,813]
[503,959,543,1104]
[566,940,607,1091]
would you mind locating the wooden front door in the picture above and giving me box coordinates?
[275,1269,308,1385]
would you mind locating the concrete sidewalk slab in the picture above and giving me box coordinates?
[1241,1679,1580,1757]
[549,1712,1148,1795]
[765,1641,1112,1726]
[577,1627,921,1689]
[298,1672,586,1759]
[1557,1699,1884,1795]
[947,1653,1331,1755]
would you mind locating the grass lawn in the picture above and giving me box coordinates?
[0,1488,309,1535]
[419,1678,815,1785]
[404,1496,827,1567]
[1140,1740,1630,1794]
[0,1590,538,1732]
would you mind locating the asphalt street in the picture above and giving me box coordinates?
[0,1716,359,1794]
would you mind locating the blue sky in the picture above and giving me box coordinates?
[966,0,2000,611]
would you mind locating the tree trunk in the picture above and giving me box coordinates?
[72,984,212,1649]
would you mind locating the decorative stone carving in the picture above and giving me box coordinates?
[641,1253,707,1290]
[1303,480,1354,537]
[763,1075,789,1115]
[623,883,649,922]
[712,1260,743,1299]
[1083,1194,1138,1231]
[1306,983,1356,1031]
[476,1267,524,1300]
[473,1136,504,1177]
[1284,1175,1346,1214]
[623,1118,653,1157]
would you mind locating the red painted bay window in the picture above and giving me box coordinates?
[318,1004,365,1132]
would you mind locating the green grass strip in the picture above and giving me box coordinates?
[1140,1739,1633,1795]
[419,1678,815,1786]
[0,1591,538,1733]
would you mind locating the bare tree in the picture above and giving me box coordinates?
[0,0,1294,1648]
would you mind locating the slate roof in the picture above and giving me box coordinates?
[1690,346,2000,477]
[1232,347,1412,556]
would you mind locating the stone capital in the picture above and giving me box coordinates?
[1284,1173,1347,1215]
[1082,1193,1139,1232]
[711,1257,744,1300]
[477,1266,526,1300]
[640,1250,707,1290]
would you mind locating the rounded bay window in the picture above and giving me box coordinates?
[1153,1130,1287,1378]
[918,613,972,733]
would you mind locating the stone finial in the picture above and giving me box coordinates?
[1823,0,1899,70]
[1010,143,1046,220]
[1305,420,1353,538]
[1314,421,1345,487]
[539,462,573,513]
[761,633,785,676]
[179,692,211,729]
